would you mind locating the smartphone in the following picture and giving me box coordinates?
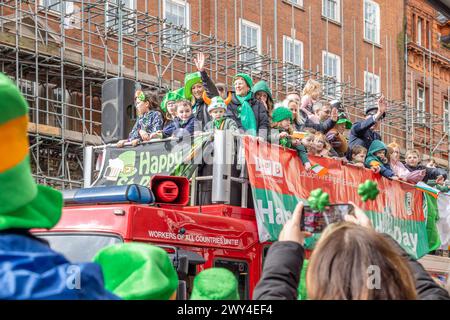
[300,204,355,233]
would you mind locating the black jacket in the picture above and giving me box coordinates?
[192,71,220,130]
[348,116,382,152]
[253,239,450,300]
[225,93,270,139]
[294,117,336,134]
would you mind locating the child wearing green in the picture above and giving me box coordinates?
[269,107,312,171]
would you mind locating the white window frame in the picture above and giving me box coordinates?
[417,86,425,124]
[444,99,449,133]
[239,18,262,68]
[322,50,341,97]
[364,71,380,110]
[163,0,191,51]
[105,0,136,35]
[40,0,71,14]
[283,35,303,85]
[363,0,380,45]
[322,0,341,23]
[286,0,304,6]
[417,18,422,46]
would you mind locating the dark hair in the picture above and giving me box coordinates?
[351,145,367,157]
[307,222,417,300]
[135,90,159,111]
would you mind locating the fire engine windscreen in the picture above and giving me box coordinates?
[300,204,355,234]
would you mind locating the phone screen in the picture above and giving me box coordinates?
[300,204,355,233]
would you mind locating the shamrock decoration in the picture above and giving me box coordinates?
[308,188,330,212]
[358,180,379,202]
[138,92,146,102]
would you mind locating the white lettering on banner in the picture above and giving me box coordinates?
[255,156,283,178]
[256,200,292,226]
[374,225,418,253]
[147,230,240,246]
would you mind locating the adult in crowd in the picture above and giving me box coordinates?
[347,95,388,157]
[304,101,338,133]
[0,73,119,299]
[225,73,270,138]
[253,201,450,300]
[252,80,274,116]
[184,52,220,130]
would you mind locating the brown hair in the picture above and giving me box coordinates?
[175,99,192,111]
[135,90,160,116]
[302,79,321,99]
[271,120,293,134]
[306,222,417,300]
[351,145,367,157]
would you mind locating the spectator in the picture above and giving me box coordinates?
[215,82,228,100]
[190,268,240,300]
[310,132,333,157]
[225,73,269,138]
[269,107,311,171]
[365,140,399,180]
[93,243,178,300]
[117,90,164,147]
[326,113,352,157]
[160,88,184,128]
[253,202,450,300]
[348,145,367,168]
[0,73,119,299]
[203,92,238,132]
[283,98,302,131]
[347,95,388,157]
[252,80,274,115]
[299,128,317,152]
[403,149,448,184]
[300,79,321,115]
[159,100,195,138]
[426,159,437,169]
[304,101,338,134]
[184,52,220,130]
[387,142,425,183]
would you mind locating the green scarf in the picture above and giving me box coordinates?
[213,118,225,130]
[236,92,257,136]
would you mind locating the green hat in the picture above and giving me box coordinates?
[272,106,293,123]
[252,80,273,102]
[184,72,202,100]
[160,88,184,113]
[233,73,253,89]
[0,73,62,231]
[190,268,240,300]
[336,113,352,129]
[93,242,178,300]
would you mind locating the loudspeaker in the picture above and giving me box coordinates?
[101,77,136,143]
[150,175,190,206]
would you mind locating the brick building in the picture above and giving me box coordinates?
[406,0,450,165]
[0,0,448,186]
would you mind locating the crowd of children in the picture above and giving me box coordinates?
[119,52,449,188]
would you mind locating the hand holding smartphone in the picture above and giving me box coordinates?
[300,204,355,233]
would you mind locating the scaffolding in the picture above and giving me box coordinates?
[0,0,447,189]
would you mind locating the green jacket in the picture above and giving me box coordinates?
[204,117,239,132]
[251,81,273,104]
[365,140,395,179]
[269,128,309,165]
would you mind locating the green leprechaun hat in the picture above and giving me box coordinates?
[0,73,62,231]
[93,242,179,300]
[190,267,240,300]
[184,72,202,100]
[160,88,185,113]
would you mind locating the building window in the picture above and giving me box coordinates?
[239,19,261,67]
[444,99,449,133]
[417,86,425,124]
[41,0,72,13]
[364,71,380,109]
[364,0,380,45]
[417,17,422,46]
[163,0,190,51]
[285,0,304,6]
[322,51,341,97]
[105,0,135,35]
[322,0,341,23]
[283,36,303,84]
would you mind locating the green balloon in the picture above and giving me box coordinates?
[358,180,379,202]
[308,188,330,212]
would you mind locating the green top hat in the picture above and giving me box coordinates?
[160,88,184,113]
[93,242,179,300]
[272,106,293,123]
[190,268,240,300]
[336,113,352,129]
[0,73,62,231]
[233,73,253,89]
[184,72,202,100]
